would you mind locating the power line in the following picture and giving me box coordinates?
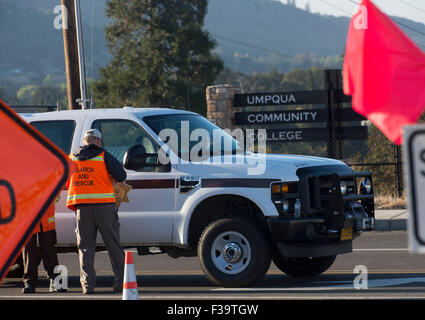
[394,20,425,38]
[211,33,293,59]
[213,1,425,57]
[338,0,425,40]
[318,0,352,15]
[347,0,360,6]
[396,0,425,14]
[346,0,425,49]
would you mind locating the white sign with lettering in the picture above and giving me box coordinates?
[404,125,425,253]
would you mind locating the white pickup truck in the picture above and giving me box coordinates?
[16,107,374,287]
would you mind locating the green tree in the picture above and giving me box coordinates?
[17,85,39,104]
[94,0,223,114]
[0,87,5,100]
[214,67,325,93]
[17,84,67,108]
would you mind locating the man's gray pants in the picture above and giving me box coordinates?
[75,203,124,291]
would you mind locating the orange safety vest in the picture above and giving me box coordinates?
[66,151,115,211]
[33,203,56,234]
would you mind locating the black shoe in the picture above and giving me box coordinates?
[22,283,36,294]
[49,279,67,293]
[112,282,123,293]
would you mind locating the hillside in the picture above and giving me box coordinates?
[206,0,349,56]
[205,0,425,73]
[1,0,424,95]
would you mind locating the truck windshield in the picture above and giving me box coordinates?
[143,114,242,159]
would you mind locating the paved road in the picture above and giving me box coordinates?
[2,231,425,300]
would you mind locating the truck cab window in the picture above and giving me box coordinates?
[92,119,158,164]
[30,120,75,154]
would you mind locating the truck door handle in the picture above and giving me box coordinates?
[180,176,200,193]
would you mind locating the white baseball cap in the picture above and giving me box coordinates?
[84,129,102,140]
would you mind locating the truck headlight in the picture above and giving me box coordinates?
[340,181,347,195]
[361,179,372,193]
[282,200,289,213]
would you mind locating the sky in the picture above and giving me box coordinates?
[280,0,425,24]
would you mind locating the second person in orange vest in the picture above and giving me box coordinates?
[66,129,127,294]
[22,201,66,294]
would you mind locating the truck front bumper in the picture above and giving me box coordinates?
[267,207,375,258]
[267,165,375,258]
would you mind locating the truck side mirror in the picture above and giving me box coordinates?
[123,144,159,171]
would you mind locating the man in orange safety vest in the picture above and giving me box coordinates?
[66,129,127,294]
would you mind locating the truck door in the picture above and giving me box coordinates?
[29,119,81,245]
[88,118,176,244]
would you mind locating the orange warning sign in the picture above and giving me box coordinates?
[0,99,75,282]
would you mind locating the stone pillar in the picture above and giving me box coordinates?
[206,84,239,129]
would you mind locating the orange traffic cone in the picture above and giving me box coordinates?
[122,251,138,300]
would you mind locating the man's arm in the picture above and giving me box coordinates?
[104,151,127,182]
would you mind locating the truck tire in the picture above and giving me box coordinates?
[198,218,271,287]
[272,255,336,277]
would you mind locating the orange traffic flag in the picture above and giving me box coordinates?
[0,99,75,282]
[343,0,425,145]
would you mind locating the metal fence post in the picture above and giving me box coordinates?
[394,144,403,197]
[325,70,340,159]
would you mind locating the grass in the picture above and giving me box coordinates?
[374,194,406,210]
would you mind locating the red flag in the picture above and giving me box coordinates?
[343,0,425,145]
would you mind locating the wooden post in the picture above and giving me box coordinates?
[61,0,82,110]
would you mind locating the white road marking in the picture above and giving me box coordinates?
[212,277,425,291]
[1,292,425,300]
[0,295,370,300]
[2,277,425,299]
[353,248,409,251]
[0,295,121,299]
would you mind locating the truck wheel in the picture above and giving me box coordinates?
[272,255,336,277]
[198,218,271,287]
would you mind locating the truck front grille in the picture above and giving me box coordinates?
[296,165,374,219]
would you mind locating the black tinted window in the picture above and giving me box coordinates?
[31,120,75,154]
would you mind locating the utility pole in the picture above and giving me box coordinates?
[74,0,89,109]
[61,0,81,110]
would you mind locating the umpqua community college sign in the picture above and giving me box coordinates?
[232,87,367,144]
